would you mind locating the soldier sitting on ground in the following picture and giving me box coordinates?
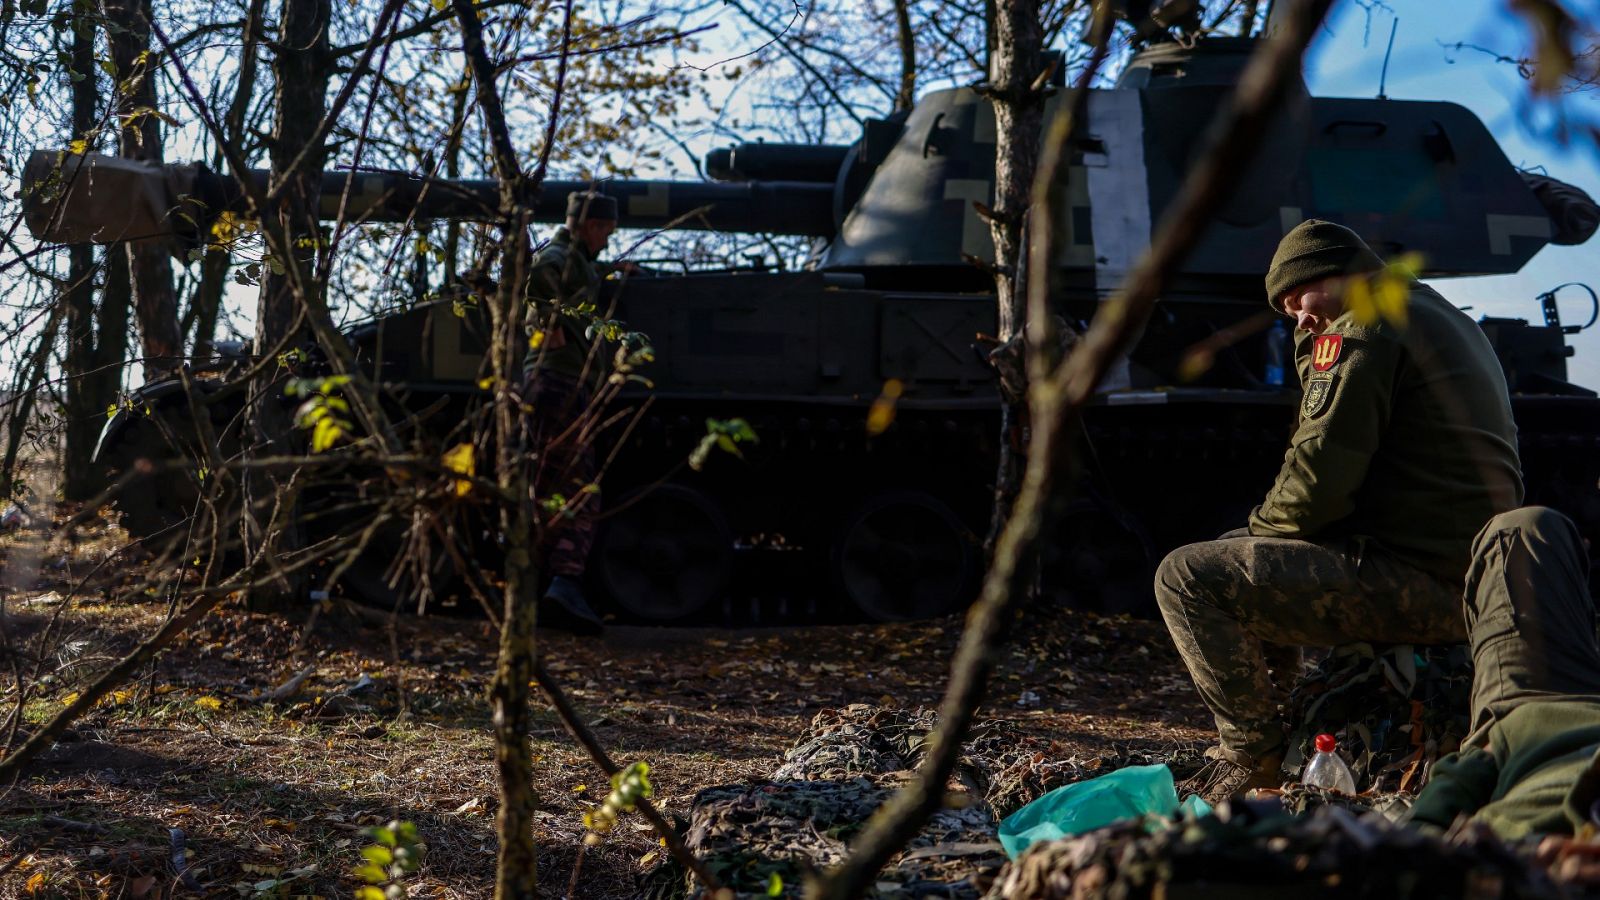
[521,191,629,636]
[1155,220,1525,804]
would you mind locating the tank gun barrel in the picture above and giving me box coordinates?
[20,150,837,247]
[705,143,851,182]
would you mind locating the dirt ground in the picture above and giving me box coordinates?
[0,512,1211,899]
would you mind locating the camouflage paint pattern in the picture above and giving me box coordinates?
[1155,532,1465,762]
[522,371,597,579]
[523,226,602,385]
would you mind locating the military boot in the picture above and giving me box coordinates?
[541,575,605,636]
[1177,746,1285,807]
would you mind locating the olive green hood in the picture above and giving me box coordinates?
[1265,219,1385,309]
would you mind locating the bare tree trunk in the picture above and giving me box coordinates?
[106,0,182,377]
[442,62,471,284]
[244,0,331,608]
[61,7,127,501]
[449,0,545,894]
[982,0,1044,557]
[892,0,916,112]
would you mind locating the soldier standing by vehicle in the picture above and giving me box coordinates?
[1155,220,1525,804]
[522,191,622,635]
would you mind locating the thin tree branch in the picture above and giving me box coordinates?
[719,0,868,125]
[502,21,718,68]
[327,0,521,58]
[532,658,728,893]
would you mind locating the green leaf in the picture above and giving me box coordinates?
[353,862,387,885]
[361,845,393,867]
[767,872,784,896]
[355,888,386,900]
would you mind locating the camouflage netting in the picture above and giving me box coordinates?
[769,704,1177,818]
[1280,642,1473,794]
[640,704,1211,898]
[675,775,1002,898]
[985,800,1561,899]
[642,643,1477,899]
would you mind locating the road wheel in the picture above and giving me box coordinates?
[832,490,979,622]
[593,483,734,622]
[97,387,243,555]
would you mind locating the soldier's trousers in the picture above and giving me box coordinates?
[524,371,598,579]
[1461,506,1600,746]
[1155,531,1466,763]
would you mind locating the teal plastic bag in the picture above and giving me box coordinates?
[997,764,1212,859]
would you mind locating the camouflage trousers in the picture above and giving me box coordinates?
[1462,507,1600,746]
[523,370,598,579]
[1155,529,1466,763]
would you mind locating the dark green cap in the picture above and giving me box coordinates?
[566,191,618,222]
[1265,219,1385,309]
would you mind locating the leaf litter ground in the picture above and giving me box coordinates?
[0,514,1211,898]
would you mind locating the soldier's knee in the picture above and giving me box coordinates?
[1475,506,1579,556]
[1155,545,1205,614]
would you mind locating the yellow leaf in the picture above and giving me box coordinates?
[477,377,494,390]
[1176,348,1214,383]
[310,416,342,453]
[428,0,446,9]
[68,138,88,156]
[25,871,46,894]
[1344,275,1377,326]
[442,443,475,497]
[61,692,80,706]
[194,696,223,711]
[573,784,588,793]
[865,378,905,436]
[529,330,546,350]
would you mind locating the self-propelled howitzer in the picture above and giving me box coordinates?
[24,36,1600,623]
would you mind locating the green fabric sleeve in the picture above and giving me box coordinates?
[1410,748,1501,828]
[1248,321,1402,539]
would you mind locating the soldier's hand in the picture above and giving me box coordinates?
[1538,834,1600,885]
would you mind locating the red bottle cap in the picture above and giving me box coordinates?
[1314,733,1337,753]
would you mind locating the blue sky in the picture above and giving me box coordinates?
[1305,0,1600,389]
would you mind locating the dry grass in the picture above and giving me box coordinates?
[0,512,1210,899]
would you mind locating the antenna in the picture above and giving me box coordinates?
[1377,18,1398,99]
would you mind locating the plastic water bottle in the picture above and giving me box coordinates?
[1263,319,1290,387]
[1303,733,1358,794]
